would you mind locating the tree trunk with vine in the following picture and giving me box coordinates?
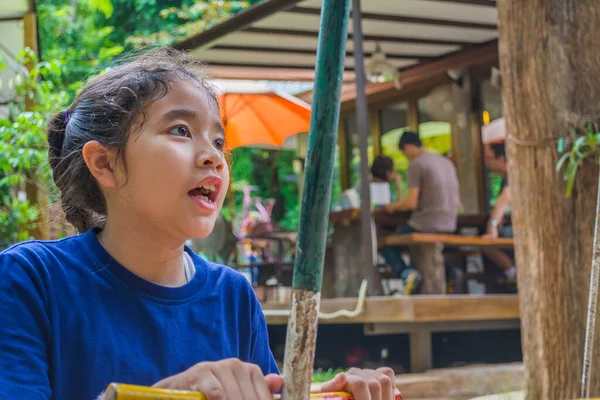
[498,1,600,398]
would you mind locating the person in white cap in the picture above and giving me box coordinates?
[481,119,516,287]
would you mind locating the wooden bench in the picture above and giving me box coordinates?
[379,233,514,294]
[262,295,520,373]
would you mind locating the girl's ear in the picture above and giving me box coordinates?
[82,141,118,189]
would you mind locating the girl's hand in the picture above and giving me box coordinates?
[152,358,283,400]
[319,367,396,400]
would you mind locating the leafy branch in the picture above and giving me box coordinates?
[557,123,600,197]
[125,1,251,48]
[0,48,69,248]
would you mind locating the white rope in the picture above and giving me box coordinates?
[581,173,600,398]
[262,279,368,320]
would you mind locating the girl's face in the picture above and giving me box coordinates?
[110,80,229,241]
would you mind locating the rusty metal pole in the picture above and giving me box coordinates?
[281,0,351,399]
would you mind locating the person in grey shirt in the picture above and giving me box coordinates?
[381,131,461,294]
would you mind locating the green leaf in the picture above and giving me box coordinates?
[91,0,114,18]
[556,152,570,172]
[564,161,579,198]
[98,46,124,60]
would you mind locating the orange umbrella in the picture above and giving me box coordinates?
[212,80,311,149]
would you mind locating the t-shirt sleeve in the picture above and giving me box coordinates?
[0,253,51,399]
[406,161,422,189]
[249,298,279,376]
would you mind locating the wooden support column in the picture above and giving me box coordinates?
[23,11,49,240]
[407,100,419,131]
[410,329,433,373]
[449,72,481,215]
[296,132,308,204]
[338,123,350,190]
[351,0,381,296]
[410,243,446,294]
[470,78,487,214]
[369,108,381,156]
[332,218,365,297]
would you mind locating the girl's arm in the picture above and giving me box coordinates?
[0,254,51,399]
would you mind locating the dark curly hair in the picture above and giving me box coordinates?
[370,155,395,181]
[47,48,218,232]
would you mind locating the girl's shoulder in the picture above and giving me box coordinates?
[191,253,260,303]
[1,233,86,265]
[197,256,252,289]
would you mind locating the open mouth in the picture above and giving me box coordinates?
[188,182,218,203]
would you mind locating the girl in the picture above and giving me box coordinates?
[0,49,397,400]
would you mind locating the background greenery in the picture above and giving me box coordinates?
[0,0,300,249]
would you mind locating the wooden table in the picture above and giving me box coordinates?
[380,233,515,294]
[328,209,490,297]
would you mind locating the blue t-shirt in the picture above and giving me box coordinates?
[0,228,278,400]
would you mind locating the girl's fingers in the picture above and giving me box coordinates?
[151,360,279,400]
[211,359,245,400]
[343,373,373,400]
[264,374,284,394]
[375,367,395,400]
[343,367,397,400]
[192,371,226,400]
[318,372,347,393]
[231,362,264,400]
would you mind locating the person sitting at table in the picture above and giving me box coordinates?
[482,141,516,287]
[339,154,402,209]
[381,131,461,295]
[371,154,403,192]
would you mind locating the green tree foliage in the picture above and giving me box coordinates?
[229,147,299,230]
[0,49,69,248]
[37,0,125,94]
[124,0,258,48]
[1,0,301,249]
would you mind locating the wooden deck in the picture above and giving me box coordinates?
[380,233,514,248]
[262,295,521,373]
[261,294,520,325]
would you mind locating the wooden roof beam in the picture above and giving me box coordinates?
[174,0,304,50]
[210,44,433,60]
[243,27,475,47]
[339,39,498,105]
[288,6,497,30]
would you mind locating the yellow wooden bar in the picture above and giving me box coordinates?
[104,384,207,400]
[104,384,403,400]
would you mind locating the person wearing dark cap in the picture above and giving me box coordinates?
[381,131,461,295]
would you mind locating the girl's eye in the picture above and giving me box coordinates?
[168,125,191,138]
[213,138,225,151]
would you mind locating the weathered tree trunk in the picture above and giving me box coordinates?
[498,1,600,398]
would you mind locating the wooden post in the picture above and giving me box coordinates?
[407,100,419,132]
[470,76,487,214]
[449,73,481,215]
[338,122,350,190]
[410,243,446,295]
[281,1,351,399]
[22,11,50,240]
[498,1,600,397]
[352,0,381,296]
[369,108,382,156]
[409,330,432,373]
